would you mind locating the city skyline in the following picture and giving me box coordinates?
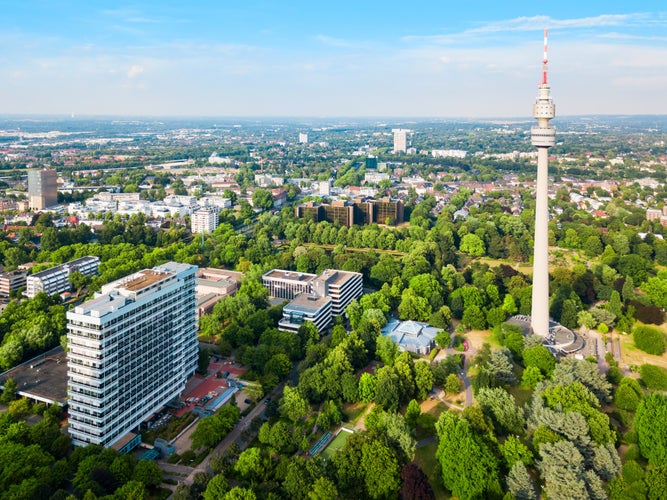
[2,1,667,117]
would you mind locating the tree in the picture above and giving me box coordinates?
[190,405,240,449]
[414,361,435,400]
[399,463,435,500]
[500,435,533,468]
[374,366,400,412]
[358,373,376,403]
[235,447,263,479]
[462,305,487,330]
[476,387,525,435]
[309,477,338,500]
[280,385,309,422]
[204,475,230,500]
[133,460,162,488]
[640,364,667,390]
[375,335,398,366]
[614,377,643,411]
[633,325,666,355]
[251,189,274,211]
[361,439,401,499]
[521,365,544,389]
[460,233,486,257]
[538,441,589,499]
[224,487,257,500]
[506,461,536,500]
[486,348,516,385]
[635,394,667,465]
[398,288,431,321]
[445,374,462,395]
[522,345,555,376]
[0,377,17,404]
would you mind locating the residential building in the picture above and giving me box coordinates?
[66,262,198,448]
[28,169,58,210]
[191,207,219,234]
[0,270,27,297]
[278,293,332,333]
[262,269,317,300]
[299,133,308,144]
[25,256,100,298]
[392,129,409,153]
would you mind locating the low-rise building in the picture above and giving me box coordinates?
[262,270,317,300]
[381,319,441,355]
[25,256,100,298]
[278,293,332,334]
[0,270,27,297]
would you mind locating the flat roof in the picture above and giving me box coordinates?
[121,269,170,292]
[0,347,68,405]
[315,269,362,287]
[263,269,317,283]
[284,293,331,314]
[31,256,99,279]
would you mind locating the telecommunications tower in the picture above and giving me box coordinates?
[530,29,556,337]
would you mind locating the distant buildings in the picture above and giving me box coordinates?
[646,207,667,226]
[66,262,198,448]
[28,169,58,210]
[299,133,308,144]
[295,197,404,227]
[25,256,100,298]
[263,269,363,334]
[255,174,284,187]
[191,207,219,234]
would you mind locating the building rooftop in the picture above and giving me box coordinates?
[315,269,361,287]
[118,269,170,292]
[263,269,317,283]
[30,256,99,279]
[283,293,331,314]
[0,347,68,405]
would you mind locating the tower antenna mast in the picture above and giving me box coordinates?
[542,29,549,85]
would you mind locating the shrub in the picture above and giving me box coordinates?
[630,300,665,325]
[633,325,666,355]
[640,364,667,390]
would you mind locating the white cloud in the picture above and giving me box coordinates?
[127,65,144,78]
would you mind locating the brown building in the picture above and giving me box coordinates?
[295,197,404,228]
[0,270,27,297]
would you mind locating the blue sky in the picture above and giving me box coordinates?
[2,1,667,117]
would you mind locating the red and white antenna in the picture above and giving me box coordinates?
[542,28,549,85]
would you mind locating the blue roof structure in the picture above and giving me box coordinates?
[381,319,440,355]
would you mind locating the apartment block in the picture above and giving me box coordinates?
[66,262,198,448]
[25,256,100,298]
[0,271,27,297]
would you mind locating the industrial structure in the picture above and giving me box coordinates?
[530,29,556,337]
[66,262,198,448]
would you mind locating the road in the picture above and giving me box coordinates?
[433,345,475,408]
[177,381,286,486]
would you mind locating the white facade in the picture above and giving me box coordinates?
[279,293,332,334]
[66,262,198,447]
[191,207,219,234]
[262,270,317,300]
[392,129,409,153]
[25,256,100,298]
[299,133,308,144]
[312,269,363,316]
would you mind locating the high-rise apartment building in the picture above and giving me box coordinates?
[66,262,198,447]
[392,129,409,153]
[191,207,219,234]
[28,169,58,210]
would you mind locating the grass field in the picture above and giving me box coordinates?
[414,441,450,499]
[618,328,667,369]
[321,428,353,460]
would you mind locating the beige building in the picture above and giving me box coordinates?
[28,169,58,210]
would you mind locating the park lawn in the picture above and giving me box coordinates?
[507,383,534,408]
[343,402,368,424]
[321,429,353,460]
[466,329,501,350]
[414,441,450,499]
[618,331,667,369]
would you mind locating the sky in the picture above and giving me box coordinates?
[2,1,667,118]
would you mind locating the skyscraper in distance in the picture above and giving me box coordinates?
[392,129,409,153]
[28,169,58,210]
[530,30,556,337]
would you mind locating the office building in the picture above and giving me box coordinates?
[28,169,58,210]
[312,269,363,316]
[294,197,404,227]
[269,268,363,334]
[262,269,317,300]
[25,256,100,298]
[530,30,556,338]
[66,262,198,448]
[191,207,219,234]
[278,293,332,334]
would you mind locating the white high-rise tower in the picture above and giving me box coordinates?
[530,29,556,337]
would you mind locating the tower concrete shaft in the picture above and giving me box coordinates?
[530,40,556,337]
